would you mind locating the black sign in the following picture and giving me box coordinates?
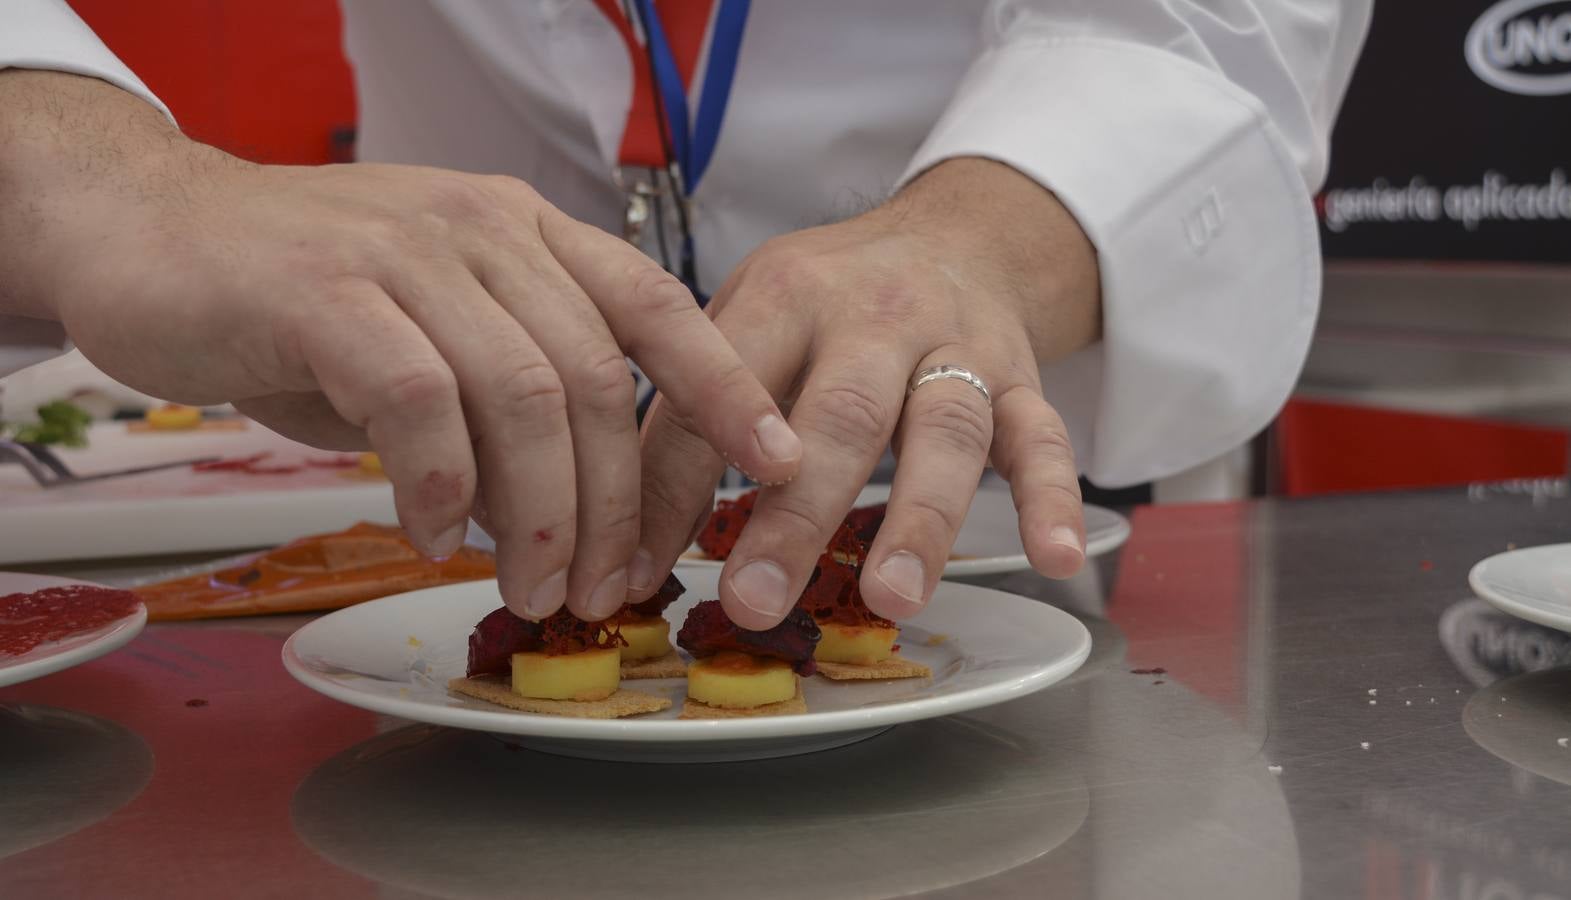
[1319,0,1571,263]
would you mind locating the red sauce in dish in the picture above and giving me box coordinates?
[0,585,140,657]
[193,452,354,475]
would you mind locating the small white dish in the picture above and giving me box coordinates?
[1469,543,1571,633]
[682,483,1131,576]
[282,564,1091,762]
[0,573,148,688]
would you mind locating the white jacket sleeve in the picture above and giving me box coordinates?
[902,0,1372,487]
[0,0,169,379]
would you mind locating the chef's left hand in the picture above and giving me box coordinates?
[636,158,1102,629]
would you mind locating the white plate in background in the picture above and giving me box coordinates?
[1469,543,1571,633]
[679,483,1130,576]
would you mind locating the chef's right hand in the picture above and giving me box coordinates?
[0,70,802,622]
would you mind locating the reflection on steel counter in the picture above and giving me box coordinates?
[3,485,1571,897]
[0,705,152,862]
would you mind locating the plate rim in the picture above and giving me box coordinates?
[282,571,1091,743]
[0,574,149,688]
[1469,543,1571,633]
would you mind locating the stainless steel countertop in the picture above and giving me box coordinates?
[5,485,1571,899]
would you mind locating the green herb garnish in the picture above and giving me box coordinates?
[8,400,92,447]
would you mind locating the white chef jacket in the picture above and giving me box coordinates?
[2,0,1370,488]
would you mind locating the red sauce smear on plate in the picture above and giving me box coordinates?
[193,452,353,475]
[0,585,140,658]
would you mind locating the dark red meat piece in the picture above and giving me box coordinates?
[676,600,820,676]
[798,543,892,629]
[695,490,758,559]
[843,502,886,546]
[465,606,621,677]
[619,572,685,621]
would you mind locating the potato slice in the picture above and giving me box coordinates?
[511,648,620,701]
[814,622,898,665]
[618,617,671,662]
[687,652,796,709]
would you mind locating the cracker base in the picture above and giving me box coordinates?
[815,654,932,681]
[679,683,806,719]
[448,676,669,718]
[620,650,688,680]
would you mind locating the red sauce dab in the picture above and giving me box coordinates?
[0,585,140,658]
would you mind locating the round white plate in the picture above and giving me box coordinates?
[282,564,1091,762]
[1469,543,1571,633]
[683,483,1131,576]
[0,573,148,689]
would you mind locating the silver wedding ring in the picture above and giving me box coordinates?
[908,365,991,405]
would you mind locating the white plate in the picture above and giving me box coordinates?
[1469,543,1571,633]
[282,564,1091,762]
[0,420,397,565]
[0,573,148,688]
[682,483,1131,576]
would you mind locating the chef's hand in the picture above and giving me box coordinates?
[637,157,1101,628]
[0,70,802,621]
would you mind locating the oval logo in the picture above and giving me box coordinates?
[1465,0,1571,95]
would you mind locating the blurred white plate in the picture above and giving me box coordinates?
[1470,543,1571,633]
[0,573,147,688]
[282,564,1091,762]
[682,483,1130,575]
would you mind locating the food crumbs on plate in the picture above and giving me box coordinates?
[1367,688,1377,696]
[1405,700,1412,706]
[1153,680,1166,685]
[1267,765,1282,774]
[1419,560,1434,571]
[924,634,949,647]
[185,698,208,708]
[1558,738,1569,748]
[1369,700,1377,705]
[1130,667,1167,676]
[407,636,423,648]
[1360,742,1370,750]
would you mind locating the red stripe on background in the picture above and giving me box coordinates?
[591,0,718,169]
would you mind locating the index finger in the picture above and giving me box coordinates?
[718,340,915,629]
[537,210,803,485]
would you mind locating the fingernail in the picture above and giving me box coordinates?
[730,559,792,618]
[428,522,467,559]
[524,569,567,619]
[586,568,628,620]
[1048,525,1085,556]
[875,551,926,612]
[753,414,802,465]
[627,548,656,594]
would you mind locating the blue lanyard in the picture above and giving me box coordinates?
[631,0,750,192]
